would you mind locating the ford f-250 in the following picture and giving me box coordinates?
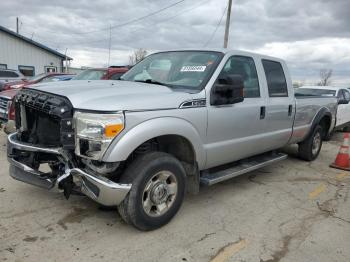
[7,49,339,230]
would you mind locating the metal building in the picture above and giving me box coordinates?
[0,25,72,77]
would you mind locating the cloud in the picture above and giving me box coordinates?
[1,0,349,84]
[251,37,350,83]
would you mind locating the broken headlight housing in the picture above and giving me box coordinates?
[74,111,124,160]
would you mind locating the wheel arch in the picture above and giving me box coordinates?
[102,117,206,169]
[305,107,332,140]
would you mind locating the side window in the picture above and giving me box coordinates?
[344,90,350,101]
[45,66,57,73]
[110,72,124,80]
[337,90,344,99]
[0,70,19,77]
[219,56,260,98]
[18,65,35,77]
[262,60,288,97]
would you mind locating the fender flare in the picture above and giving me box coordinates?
[305,107,332,139]
[102,117,206,169]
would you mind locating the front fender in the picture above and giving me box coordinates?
[102,117,206,169]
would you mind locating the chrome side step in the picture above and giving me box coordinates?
[200,152,287,186]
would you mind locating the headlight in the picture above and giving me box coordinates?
[74,111,124,159]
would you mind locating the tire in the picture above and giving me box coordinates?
[298,125,323,161]
[117,152,186,231]
[323,130,333,141]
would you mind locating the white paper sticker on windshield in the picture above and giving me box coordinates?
[180,66,206,72]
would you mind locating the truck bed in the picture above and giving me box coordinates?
[290,95,337,143]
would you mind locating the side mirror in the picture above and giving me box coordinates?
[338,99,349,105]
[210,75,244,106]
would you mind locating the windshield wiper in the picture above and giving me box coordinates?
[135,79,169,87]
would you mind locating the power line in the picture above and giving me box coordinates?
[72,0,212,46]
[74,0,187,35]
[18,0,219,55]
[19,0,211,49]
[203,5,227,47]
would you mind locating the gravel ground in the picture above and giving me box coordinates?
[0,131,349,262]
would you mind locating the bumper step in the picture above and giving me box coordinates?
[200,152,287,186]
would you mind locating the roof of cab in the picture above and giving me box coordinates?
[154,48,286,62]
[300,86,345,91]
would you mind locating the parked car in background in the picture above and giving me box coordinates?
[0,73,75,133]
[0,69,25,91]
[72,67,129,80]
[295,86,350,131]
[0,88,16,123]
[2,72,75,90]
[40,74,75,83]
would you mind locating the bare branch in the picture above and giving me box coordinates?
[318,69,333,86]
[129,48,148,66]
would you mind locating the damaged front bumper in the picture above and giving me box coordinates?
[7,133,131,206]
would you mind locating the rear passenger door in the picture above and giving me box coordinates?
[261,59,294,149]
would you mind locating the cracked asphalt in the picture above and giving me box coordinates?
[0,131,349,262]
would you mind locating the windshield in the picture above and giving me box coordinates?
[295,88,336,97]
[121,51,223,91]
[72,69,107,80]
[27,73,46,82]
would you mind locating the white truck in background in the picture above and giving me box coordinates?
[295,86,350,132]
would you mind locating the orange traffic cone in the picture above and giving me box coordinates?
[330,133,350,171]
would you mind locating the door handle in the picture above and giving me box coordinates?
[260,106,266,119]
[288,104,293,116]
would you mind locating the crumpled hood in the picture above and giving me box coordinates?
[30,80,194,111]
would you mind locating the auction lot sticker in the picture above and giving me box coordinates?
[180,66,206,72]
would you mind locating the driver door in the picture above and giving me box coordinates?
[205,55,268,169]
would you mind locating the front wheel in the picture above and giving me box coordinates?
[298,125,323,161]
[117,152,186,231]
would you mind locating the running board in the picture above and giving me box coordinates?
[200,152,287,186]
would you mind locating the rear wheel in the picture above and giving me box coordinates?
[298,125,323,161]
[117,152,186,231]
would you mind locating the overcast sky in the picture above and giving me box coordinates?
[1,0,350,85]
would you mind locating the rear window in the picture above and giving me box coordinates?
[295,88,336,97]
[0,70,19,78]
[73,70,107,80]
[262,60,288,97]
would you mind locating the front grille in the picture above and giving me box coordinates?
[0,96,9,110]
[15,89,75,149]
[0,96,10,120]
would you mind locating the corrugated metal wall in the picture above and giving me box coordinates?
[0,31,63,75]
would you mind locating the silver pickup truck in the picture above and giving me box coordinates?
[7,49,339,230]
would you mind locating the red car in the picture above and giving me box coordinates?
[72,67,129,80]
[3,72,75,90]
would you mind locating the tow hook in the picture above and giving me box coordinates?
[60,175,74,199]
[57,169,74,199]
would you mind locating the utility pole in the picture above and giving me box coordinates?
[223,0,232,48]
[64,48,68,73]
[16,17,19,34]
[107,24,112,67]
